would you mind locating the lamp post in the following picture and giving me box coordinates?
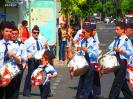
[28,0,31,32]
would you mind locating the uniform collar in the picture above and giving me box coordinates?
[119,34,127,40]
[31,36,38,40]
[2,39,11,45]
[87,37,94,42]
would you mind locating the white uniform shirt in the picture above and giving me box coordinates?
[24,36,47,58]
[0,39,21,67]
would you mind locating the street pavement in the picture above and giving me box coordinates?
[19,22,128,99]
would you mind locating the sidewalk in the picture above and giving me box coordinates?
[53,58,67,67]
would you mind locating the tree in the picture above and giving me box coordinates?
[121,0,133,14]
[60,0,101,26]
[0,0,5,7]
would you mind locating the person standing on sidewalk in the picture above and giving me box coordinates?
[58,21,67,63]
[19,20,30,43]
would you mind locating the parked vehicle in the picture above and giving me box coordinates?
[104,17,111,24]
[125,15,133,23]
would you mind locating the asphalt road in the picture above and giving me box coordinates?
[19,23,129,99]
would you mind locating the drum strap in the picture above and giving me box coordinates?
[84,39,90,63]
[116,38,121,61]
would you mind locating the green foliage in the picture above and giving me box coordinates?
[60,0,101,18]
[121,0,133,14]
[0,0,5,7]
[60,0,133,22]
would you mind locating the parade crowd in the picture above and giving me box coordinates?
[0,19,133,99]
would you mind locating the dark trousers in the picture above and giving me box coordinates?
[23,58,40,95]
[76,64,101,99]
[109,60,133,99]
[76,73,87,98]
[39,82,50,99]
[14,65,24,99]
[80,64,96,99]
[0,75,19,99]
[59,41,67,61]
[93,70,101,96]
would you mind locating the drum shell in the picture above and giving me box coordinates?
[31,68,46,87]
[126,65,133,87]
[0,66,12,87]
[101,66,119,74]
[98,55,119,74]
[6,63,20,78]
[68,55,89,77]
[73,65,89,76]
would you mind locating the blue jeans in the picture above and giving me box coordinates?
[49,45,55,56]
[59,40,67,61]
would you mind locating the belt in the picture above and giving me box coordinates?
[119,59,127,63]
[90,62,97,65]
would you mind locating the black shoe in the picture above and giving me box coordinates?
[48,92,53,97]
[23,93,31,97]
[77,95,84,99]
[96,95,104,99]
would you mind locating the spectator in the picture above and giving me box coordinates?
[19,20,30,43]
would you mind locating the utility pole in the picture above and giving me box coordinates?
[4,0,6,21]
[28,0,31,32]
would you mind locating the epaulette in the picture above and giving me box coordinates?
[125,38,128,41]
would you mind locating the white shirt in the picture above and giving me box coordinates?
[0,39,21,67]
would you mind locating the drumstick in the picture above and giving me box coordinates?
[0,47,16,60]
[32,50,38,56]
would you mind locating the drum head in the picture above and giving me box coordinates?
[34,49,45,60]
[31,68,46,87]
[0,67,12,87]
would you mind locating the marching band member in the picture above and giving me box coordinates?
[38,50,57,99]
[74,25,86,99]
[76,25,101,99]
[0,21,21,99]
[75,24,103,99]
[124,23,133,93]
[10,26,28,99]
[23,25,48,97]
[108,22,133,99]
[91,24,100,45]
[90,25,103,99]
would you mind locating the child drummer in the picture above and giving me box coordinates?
[38,50,57,99]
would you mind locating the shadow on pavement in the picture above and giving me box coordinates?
[19,92,40,96]
[104,97,124,99]
[68,86,78,90]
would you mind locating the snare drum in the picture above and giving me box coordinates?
[126,56,133,87]
[0,66,12,87]
[31,67,46,87]
[6,62,20,78]
[67,54,89,77]
[98,55,119,74]
[126,65,133,87]
[34,49,45,60]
